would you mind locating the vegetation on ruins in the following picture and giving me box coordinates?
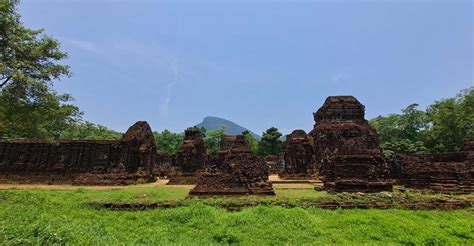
[370,87,474,157]
[258,127,283,157]
[242,130,259,155]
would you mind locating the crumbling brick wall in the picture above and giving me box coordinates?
[153,151,176,178]
[207,135,251,170]
[212,135,251,168]
[309,96,392,192]
[392,141,474,193]
[0,121,156,185]
[220,135,247,150]
[280,130,315,179]
[190,153,275,195]
[266,154,284,175]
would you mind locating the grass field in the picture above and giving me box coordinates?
[0,184,473,245]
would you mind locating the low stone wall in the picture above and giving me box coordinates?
[0,121,156,185]
[393,142,474,193]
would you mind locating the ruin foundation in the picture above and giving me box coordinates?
[190,135,274,195]
[391,141,474,194]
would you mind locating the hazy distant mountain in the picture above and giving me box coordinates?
[195,116,260,139]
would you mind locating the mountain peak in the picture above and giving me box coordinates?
[196,116,260,139]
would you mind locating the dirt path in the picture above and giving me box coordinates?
[0,175,321,190]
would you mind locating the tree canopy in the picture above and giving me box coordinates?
[242,129,259,155]
[370,87,474,157]
[59,121,122,140]
[258,127,283,157]
[154,130,184,154]
[0,0,80,140]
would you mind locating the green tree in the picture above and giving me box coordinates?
[370,104,429,157]
[242,130,259,155]
[204,125,226,154]
[425,87,474,153]
[59,121,122,140]
[154,130,184,154]
[0,90,81,140]
[258,127,282,157]
[0,0,80,140]
[370,87,474,156]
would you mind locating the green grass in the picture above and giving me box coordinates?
[0,187,473,245]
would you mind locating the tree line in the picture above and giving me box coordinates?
[153,125,284,157]
[370,87,473,157]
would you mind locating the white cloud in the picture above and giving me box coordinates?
[158,57,179,119]
[331,72,351,85]
[63,38,98,53]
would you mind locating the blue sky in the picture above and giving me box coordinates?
[19,0,472,134]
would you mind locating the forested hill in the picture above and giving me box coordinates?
[195,116,260,139]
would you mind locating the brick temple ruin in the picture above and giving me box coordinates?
[167,128,207,185]
[309,96,393,192]
[280,130,316,179]
[390,141,474,194]
[190,134,275,195]
[0,121,156,185]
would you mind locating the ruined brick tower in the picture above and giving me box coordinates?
[167,128,207,185]
[309,96,392,192]
[280,130,315,179]
[176,128,207,173]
